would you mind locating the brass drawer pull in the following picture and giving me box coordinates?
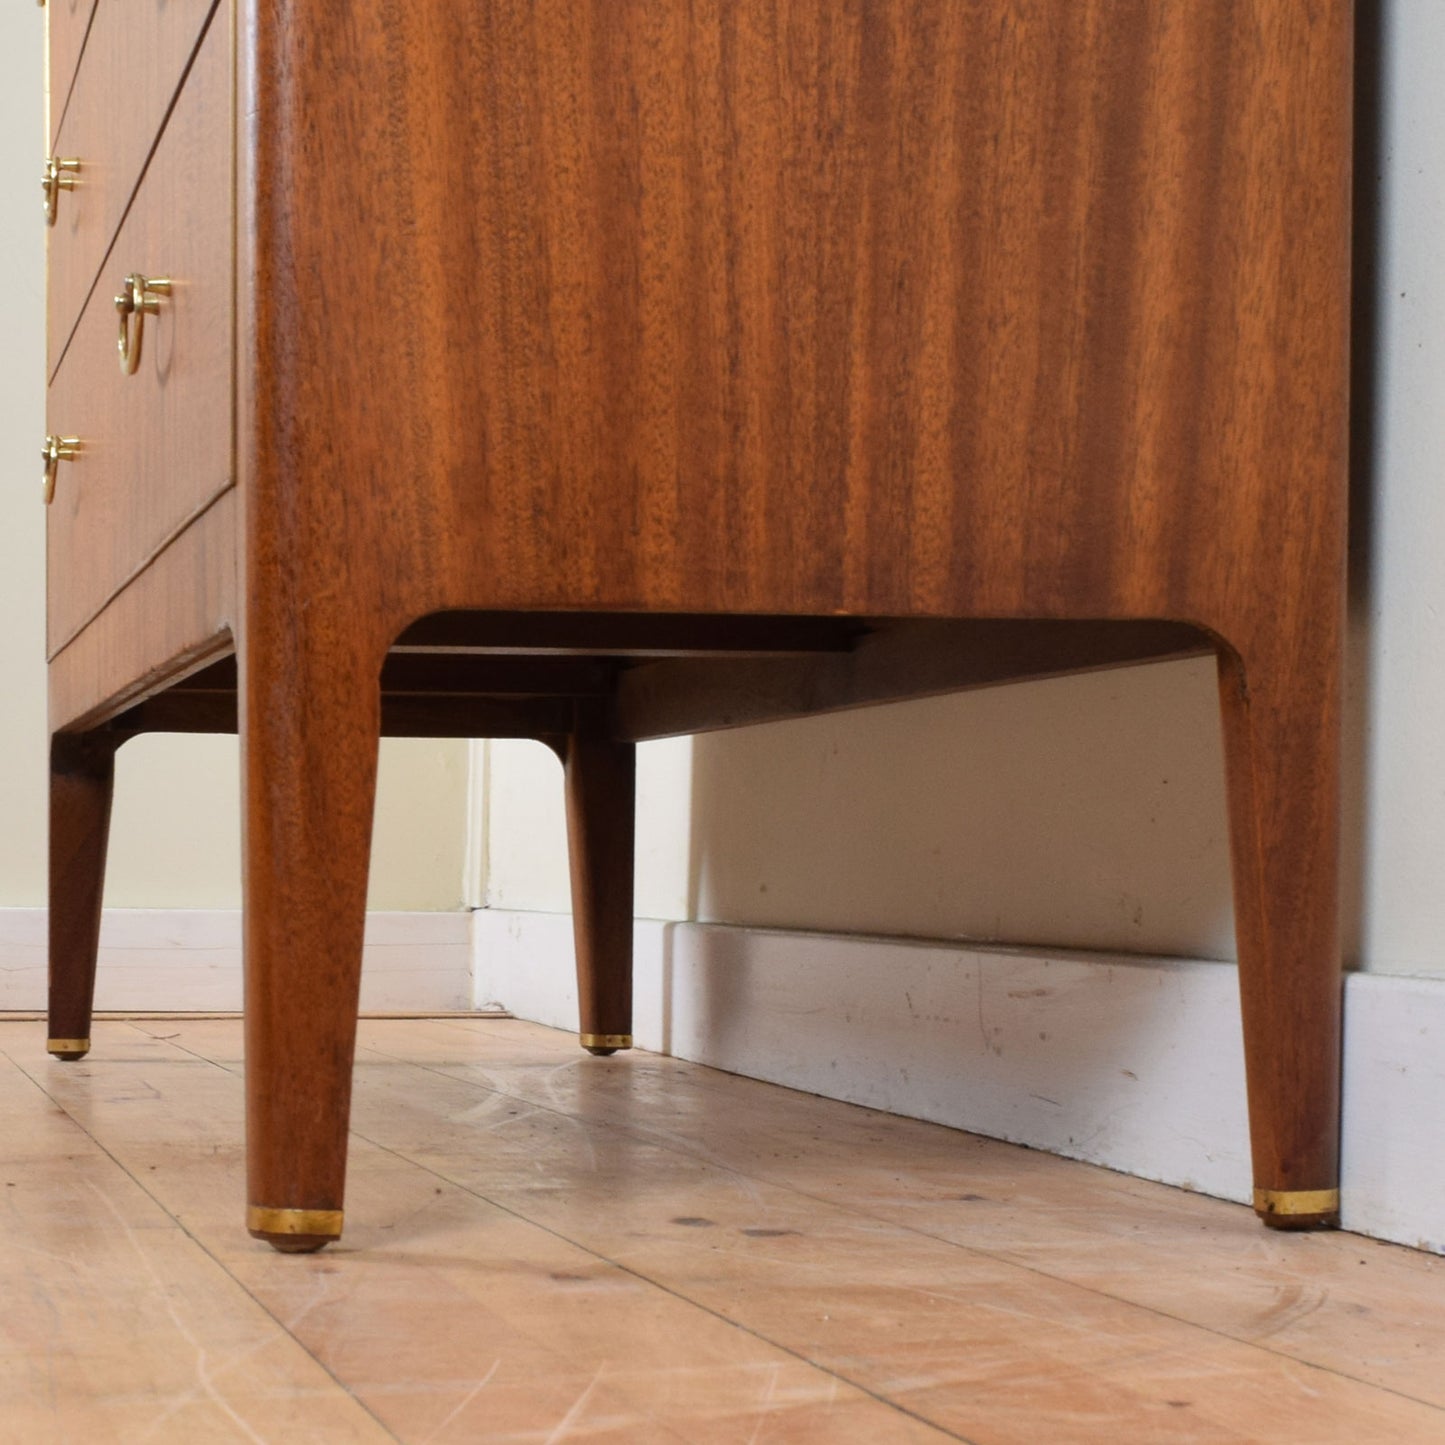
[41,435,81,505]
[42,156,80,225]
[115,272,171,374]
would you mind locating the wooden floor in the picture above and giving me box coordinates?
[2,1020,1444,1444]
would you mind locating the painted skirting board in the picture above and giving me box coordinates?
[472,908,1445,1256]
[0,909,474,1014]
[1338,973,1445,1255]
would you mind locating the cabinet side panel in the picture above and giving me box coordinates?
[238,1,1350,640]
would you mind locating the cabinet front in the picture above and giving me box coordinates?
[45,0,220,374]
[45,9,233,656]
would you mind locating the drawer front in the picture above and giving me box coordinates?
[45,0,97,146]
[46,0,220,374]
[46,15,231,658]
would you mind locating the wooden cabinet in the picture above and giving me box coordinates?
[43,1,1353,1251]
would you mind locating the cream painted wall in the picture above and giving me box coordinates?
[1354,0,1445,975]
[484,659,1237,959]
[481,736,697,924]
[101,735,470,911]
[0,15,51,908]
[683,659,1233,955]
[484,0,1445,979]
[0,9,469,915]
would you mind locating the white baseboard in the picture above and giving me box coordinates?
[471,908,1445,1256]
[0,909,474,1014]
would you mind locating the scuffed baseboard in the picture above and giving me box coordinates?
[471,908,1445,1256]
[0,908,473,1014]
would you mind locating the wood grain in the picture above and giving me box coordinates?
[12,1018,1445,1443]
[339,1026,1436,1442]
[44,0,96,147]
[47,12,233,656]
[1218,644,1343,1222]
[241,0,1349,642]
[374,1017,1445,1413]
[0,1041,395,1442]
[615,619,1212,741]
[46,0,219,372]
[562,732,637,1051]
[236,581,388,1250]
[47,488,236,735]
[46,731,122,1055]
[8,1021,956,1443]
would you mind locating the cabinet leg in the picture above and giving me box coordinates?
[48,732,122,1062]
[563,734,636,1056]
[240,637,383,1253]
[1217,645,1342,1230]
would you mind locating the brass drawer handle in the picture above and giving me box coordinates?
[114,273,171,375]
[41,435,81,505]
[42,156,80,225]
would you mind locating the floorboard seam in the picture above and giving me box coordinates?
[124,1018,239,1072]
[84,1031,969,1436]
[25,1022,1444,1430]
[8,1047,406,1445]
[350,1124,976,1445]
[353,1031,1445,1419]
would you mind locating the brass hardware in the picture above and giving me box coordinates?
[41,434,81,505]
[1253,1187,1340,1218]
[47,1037,90,1060]
[580,1032,633,1056]
[42,156,79,225]
[246,1206,344,1238]
[114,273,171,375]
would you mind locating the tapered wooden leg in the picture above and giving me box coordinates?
[1217,643,1342,1230]
[48,731,123,1062]
[563,733,636,1056]
[239,626,384,1253]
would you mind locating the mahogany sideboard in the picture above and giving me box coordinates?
[42,1,1351,1251]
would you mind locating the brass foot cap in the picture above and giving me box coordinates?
[47,1037,90,1061]
[1253,1188,1340,1231]
[580,1032,632,1057]
[247,1206,343,1254]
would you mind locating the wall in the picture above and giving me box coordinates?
[0,14,49,909]
[486,658,1236,960]
[0,8,469,916]
[1354,0,1445,975]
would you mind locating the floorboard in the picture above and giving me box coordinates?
[1,1017,1442,1443]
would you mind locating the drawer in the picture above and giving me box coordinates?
[46,0,220,375]
[45,0,97,146]
[46,16,232,658]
